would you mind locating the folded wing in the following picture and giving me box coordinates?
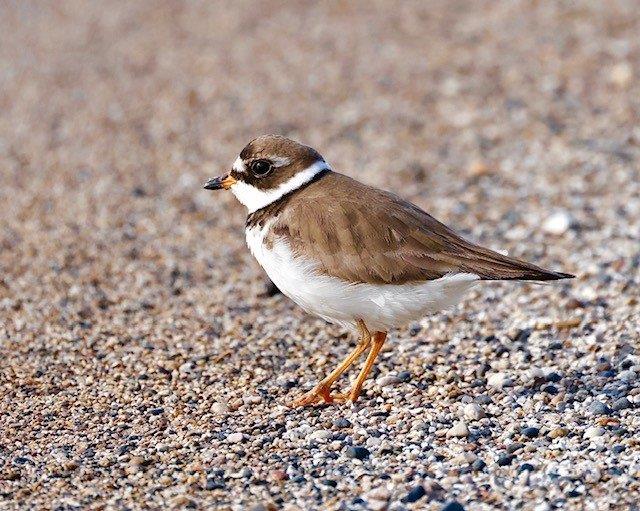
[277,173,574,285]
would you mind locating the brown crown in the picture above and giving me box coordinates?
[232,135,325,190]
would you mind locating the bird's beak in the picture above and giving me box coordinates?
[203,173,237,190]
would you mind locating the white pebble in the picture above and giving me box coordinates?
[463,402,486,420]
[310,429,332,441]
[377,375,401,386]
[227,432,244,443]
[211,402,229,414]
[542,210,573,235]
[446,421,469,438]
[584,427,605,439]
[618,370,636,382]
[487,372,512,389]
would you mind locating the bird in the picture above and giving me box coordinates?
[204,135,574,407]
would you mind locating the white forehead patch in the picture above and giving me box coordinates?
[230,160,331,213]
[232,156,246,173]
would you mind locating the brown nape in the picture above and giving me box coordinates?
[235,135,324,191]
[262,172,574,285]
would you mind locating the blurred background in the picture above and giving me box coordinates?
[1,1,639,509]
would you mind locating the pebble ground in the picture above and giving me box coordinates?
[1,1,639,510]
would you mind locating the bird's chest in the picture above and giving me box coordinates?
[245,221,318,303]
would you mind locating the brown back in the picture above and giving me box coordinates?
[251,172,573,285]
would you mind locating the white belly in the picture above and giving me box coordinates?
[246,222,479,332]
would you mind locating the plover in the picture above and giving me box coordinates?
[204,135,573,406]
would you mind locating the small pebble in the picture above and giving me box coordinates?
[519,463,536,473]
[611,397,631,411]
[521,427,540,438]
[211,402,230,414]
[610,62,633,87]
[498,454,515,466]
[542,210,573,235]
[403,485,426,503]
[345,446,370,460]
[548,428,569,438]
[487,372,512,389]
[227,433,244,443]
[446,421,470,438]
[472,459,486,471]
[463,403,485,420]
[588,401,611,415]
[377,375,402,386]
[584,427,605,439]
[334,418,351,429]
[507,443,524,454]
[441,501,465,511]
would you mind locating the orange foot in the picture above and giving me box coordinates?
[289,385,350,407]
[289,387,358,407]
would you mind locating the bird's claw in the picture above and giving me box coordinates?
[289,386,355,407]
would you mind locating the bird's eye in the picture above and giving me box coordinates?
[251,160,272,176]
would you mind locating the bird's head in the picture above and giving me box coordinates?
[204,135,331,213]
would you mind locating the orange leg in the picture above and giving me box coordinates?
[290,320,371,407]
[337,331,387,403]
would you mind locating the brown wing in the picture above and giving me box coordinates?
[272,172,573,285]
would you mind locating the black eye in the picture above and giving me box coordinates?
[251,160,272,176]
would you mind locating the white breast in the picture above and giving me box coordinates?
[246,221,480,332]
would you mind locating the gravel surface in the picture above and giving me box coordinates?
[1,1,639,510]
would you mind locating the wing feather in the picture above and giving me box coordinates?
[276,173,573,284]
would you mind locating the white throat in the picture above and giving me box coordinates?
[230,160,331,213]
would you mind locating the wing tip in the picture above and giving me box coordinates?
[507,269,575,281]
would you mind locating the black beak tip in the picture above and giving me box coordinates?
[203,178,221,190]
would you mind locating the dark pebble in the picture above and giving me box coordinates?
[345,446,370,460]
[397,370,411,382]
[589,401,611,415]
[546,372,562,382]
[205,479,224,490]
[472,459,486,471]
[475,394,492,405]
[620,359,634,369]
[612,445,626,454]
[321,479,337,487]
[497,454,515,466]
[403,485,426,503]
[149,407,164,415]
[549,341,563,350]
[521,427,540,438]
[566,490,582,498]
[518,463,536,472]
[612,397,631,411]
[334,418,351,429]
[600,370,616,378]
[409,324,422,336]
[442,501,465,511]
[507,443,524,454]
[542,385,559,395]
[513,328,532,343]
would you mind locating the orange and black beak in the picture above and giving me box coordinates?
[203,173,237,190]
